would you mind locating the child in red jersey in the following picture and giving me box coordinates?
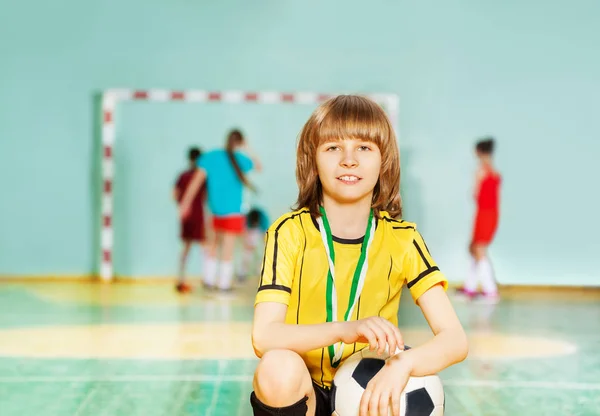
[459,137,501,301]
[173,147,208,293]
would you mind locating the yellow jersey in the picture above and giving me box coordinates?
[255,209,447,387]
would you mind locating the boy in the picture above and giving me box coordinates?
[250,96,468,416]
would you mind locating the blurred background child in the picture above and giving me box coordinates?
[173,147,208,293]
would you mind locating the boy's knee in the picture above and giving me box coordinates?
[253,349,310,406]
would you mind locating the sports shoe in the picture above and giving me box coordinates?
[175,282,193,293]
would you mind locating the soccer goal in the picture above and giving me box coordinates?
[99,89,400,282]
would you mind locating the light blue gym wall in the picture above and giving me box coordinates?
[0,1,598,285]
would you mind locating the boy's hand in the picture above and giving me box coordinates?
[359,355,412,416]
[340,317,404,356]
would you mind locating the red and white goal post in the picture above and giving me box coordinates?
[100,89,400,282]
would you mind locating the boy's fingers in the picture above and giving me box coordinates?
[369,322,388,354]
[359,388,372,416]
[391,388,402,416]
[363,330,377,351]
[371,319,397,355]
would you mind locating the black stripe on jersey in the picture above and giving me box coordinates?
[257,284,292,293]
[271,210,309,285]
[333,235,364,244]
[386,255,392,302]
[297,214,307,324]
[393,225,415,230]
[379,256,393,317]
[381,216,404,224]
[413,240,431,269]
[407,266,440,289]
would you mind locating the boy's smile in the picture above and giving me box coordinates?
[337,174,361,184]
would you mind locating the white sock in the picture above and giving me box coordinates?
[478,257,498,295]
[218,261,234,290]
[464,258,479,293]
[203,255,217,287]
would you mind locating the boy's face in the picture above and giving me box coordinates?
[316,138,382,205]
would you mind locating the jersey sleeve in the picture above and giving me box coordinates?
[255,219,302,306]
[403,230,448,302]
[237,153,254,173]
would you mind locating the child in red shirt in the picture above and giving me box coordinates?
[459,137,501,301]
[173,147,208,293]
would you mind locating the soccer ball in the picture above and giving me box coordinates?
[331,348,444,416]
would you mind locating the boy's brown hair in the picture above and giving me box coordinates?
[294,95,402,218]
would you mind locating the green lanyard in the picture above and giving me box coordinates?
[317,206,375,368]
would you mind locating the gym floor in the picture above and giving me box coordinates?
[0,280,598,416]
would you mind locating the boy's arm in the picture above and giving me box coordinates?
[252,302,404,358]
[173,188,180,202]
[252,302,342,357]
[390,284,468,375]
[398,229,467,374]
[359,285,467,416]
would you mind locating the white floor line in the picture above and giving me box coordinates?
[205,360,226,416]
[0,375,598,391]
[73,387,98,416]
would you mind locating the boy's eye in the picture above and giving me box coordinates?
[326,145,340,151]
[358,145,371,151]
